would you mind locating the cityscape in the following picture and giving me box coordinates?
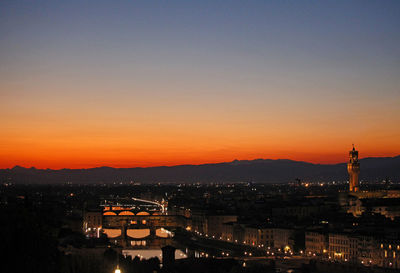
[2,146,400,272]
[1,1,400,273]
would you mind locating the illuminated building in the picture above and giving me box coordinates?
[273,228,294,251]
[191,210,237,238]
[377,241,400,269]
[243,225,272,247]
[221,222,234,242]
[305,231,328,256]
[207,215,238,239]
[83,210,103,237]
[328,233,353,261]
[348,145,360,192]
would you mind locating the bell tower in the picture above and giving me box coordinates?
[347,144,360,192]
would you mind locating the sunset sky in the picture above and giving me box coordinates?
[1,1,400,169]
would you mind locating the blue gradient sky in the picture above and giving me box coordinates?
[1,1,399,168]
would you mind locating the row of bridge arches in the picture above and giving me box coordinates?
[103,211,161,216]
[103,228,171,239]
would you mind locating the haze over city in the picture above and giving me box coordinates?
[1,1,400,169]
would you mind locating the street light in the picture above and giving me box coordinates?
[115,254,121,273]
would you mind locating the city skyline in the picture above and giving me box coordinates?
[1,1,400,169]
[2,2,400,272]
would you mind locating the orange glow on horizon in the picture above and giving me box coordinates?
[0,145,398,170]
[1,111,399,169]
[2,73,400,170]
[1,84,399,170]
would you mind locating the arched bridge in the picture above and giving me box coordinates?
[100,199,189,248]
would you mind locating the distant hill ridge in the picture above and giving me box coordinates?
[1,156,399,184]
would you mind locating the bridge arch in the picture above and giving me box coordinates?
[103,211,117,216]
[127,229,150,239]
[136,211,150,216]
[103,229,121,238]
[119,211,134,216]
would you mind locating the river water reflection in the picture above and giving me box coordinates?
[122,249,187,260]
[120,227,189,260]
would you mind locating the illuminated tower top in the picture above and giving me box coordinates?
[349,144,359,164]
[348,144,360,192]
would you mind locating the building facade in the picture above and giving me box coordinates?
[305,231,328,256]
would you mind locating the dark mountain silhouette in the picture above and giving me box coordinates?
[1,156,399,184]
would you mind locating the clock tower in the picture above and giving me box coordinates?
[348,145,360,192]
